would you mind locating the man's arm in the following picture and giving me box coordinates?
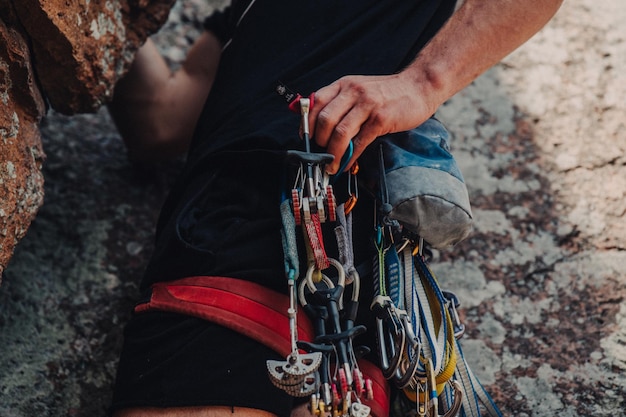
[309,0,564,174]
[108,31,222,162]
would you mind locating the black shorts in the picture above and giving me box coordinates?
[110,311,300,417]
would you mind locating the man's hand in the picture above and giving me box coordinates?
[308,73,435,174]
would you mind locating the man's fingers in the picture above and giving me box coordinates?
[341,120,384,173]
[324,107,372,173]
[310,95,357,147]
[351,120,381,157]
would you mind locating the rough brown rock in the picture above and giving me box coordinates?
[0,17,46,278]
[0,0,175,278]
[11,0,175,114]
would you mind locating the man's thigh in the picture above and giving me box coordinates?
[113,405,281,417]
[112,404,319,417]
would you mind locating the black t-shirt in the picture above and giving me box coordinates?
[191,0,456,163]
[140,0,457,291]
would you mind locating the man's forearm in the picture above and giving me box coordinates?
[403,0,564,115]
[309,0,563,173]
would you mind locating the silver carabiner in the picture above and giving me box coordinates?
[371,295,406,379]
[305,258,346,295]
[443,290,465,339]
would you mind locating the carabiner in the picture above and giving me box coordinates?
[393,309,421,389]
[343,162,359,215]
[305,258,345,295]
[442,290,465,339]
[441,380,464,417]
[331,140,354,183]
[371,295,406,379]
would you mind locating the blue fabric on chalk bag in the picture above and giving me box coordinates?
[360,117,473,249]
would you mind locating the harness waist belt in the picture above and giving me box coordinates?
[135,276,390,417]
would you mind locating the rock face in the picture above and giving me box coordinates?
[0,0,175,278]
[0,15,46,278]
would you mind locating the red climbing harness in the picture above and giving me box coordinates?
[135,275,390,417]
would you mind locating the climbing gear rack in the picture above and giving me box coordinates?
[271,95,503,417]
[269,97,374,417]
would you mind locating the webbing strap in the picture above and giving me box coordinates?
[334,204,357,283]
[304,212,330,270]
[407,257,503,417]
[135,276,390,417]
[411,256,452,376]
[450,339,503,417]
[280,199,300,280]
